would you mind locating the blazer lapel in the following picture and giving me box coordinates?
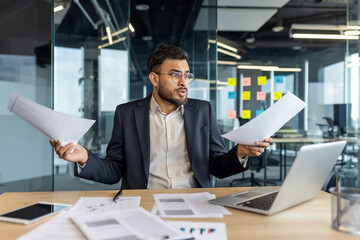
[134,96,151,179]
[184,100,196,164]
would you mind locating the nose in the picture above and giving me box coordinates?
[178,74,188,86]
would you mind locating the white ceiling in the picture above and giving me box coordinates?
[194,0,290,32]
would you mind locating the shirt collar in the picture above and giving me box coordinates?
[150,94,184,115]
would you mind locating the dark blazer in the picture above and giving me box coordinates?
[75,95,247,189]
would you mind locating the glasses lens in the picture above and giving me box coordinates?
[188,73,195,84]
[172,72,182,83]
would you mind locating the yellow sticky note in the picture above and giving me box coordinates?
[242,110,251,119]
[228,78,236,86]
[242,91,251,100]
[257,76,267,85]
[228,110,237,119]
[274,92,282,100]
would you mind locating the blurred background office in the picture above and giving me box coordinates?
[0,0,359,193]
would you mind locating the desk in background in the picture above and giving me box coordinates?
[0,187,356,240]
[263,137,359,185]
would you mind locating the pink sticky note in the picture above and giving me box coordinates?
[243,77,251,86]
[257,91,266,101]
[228,110,237,119]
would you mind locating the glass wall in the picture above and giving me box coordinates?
[53,0,130,190]
[215,0,360,188]
[0,1,53,192]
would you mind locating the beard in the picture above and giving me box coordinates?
[157,81,188,107]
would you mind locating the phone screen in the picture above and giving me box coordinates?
[1,203,68,220]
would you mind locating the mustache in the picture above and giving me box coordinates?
[176,87,187,91]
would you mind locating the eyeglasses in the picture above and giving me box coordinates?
[155,72,195,84]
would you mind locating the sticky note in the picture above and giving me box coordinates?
[256,110,264,116]
[275,75,284,84]
[257,76,267,85]
[228,78,236,86]
[228,110,237,119]
[243,77,251,86]
[242,110,251,119]
[256,91,266,101]
[274,92,282,100]
[242,91,251,100]
[228,91,236,99]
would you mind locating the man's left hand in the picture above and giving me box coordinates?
[237,138,273,158]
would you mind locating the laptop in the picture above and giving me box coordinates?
[209,141,346,215]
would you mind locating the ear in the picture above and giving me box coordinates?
[149,72,159,87]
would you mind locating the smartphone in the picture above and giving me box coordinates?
[0,202,72,225]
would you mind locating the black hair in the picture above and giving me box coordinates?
[147,44,188,74]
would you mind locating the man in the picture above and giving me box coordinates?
[50,44,272,189]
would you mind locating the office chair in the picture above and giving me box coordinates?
[230,154,279,187]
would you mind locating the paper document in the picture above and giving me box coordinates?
[222,91,305,145]
[70,207,191,240]
[7,92,95,146]
[168,221,227,240]
[72,197,140,213]
[18,211,86,240]
[153,192,231,218]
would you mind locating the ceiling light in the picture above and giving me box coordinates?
[98,37,126,49]
[274,68,302,72]
[245,37,255,43]
[217,60,237,65]
[129,23,135,32]
[105,26,113,44]
[344,30,360,35]
[237,65,302,72]
[101,27,129,41]
[217,48,241,59]
[217,42,237,53]
[347,25,360,30]
[142,36,153,41]
[272,14,284,32]
[272,25,284,32]
[237,65,279,71]
[135,4,150,11]
[292,33,359,40]
[54,5,64,12]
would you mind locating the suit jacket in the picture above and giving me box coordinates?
[75,95,247,189]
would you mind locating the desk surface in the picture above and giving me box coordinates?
[0,187,355,240]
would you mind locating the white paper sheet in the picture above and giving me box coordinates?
[70,207,191,240]
[168,221,227,240]
[153,192,231,218]
[71,197,140,213]
[7,92,95,146]
[18,211,86,240]
[222,91,306,145]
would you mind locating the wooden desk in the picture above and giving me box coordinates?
[0,187,356,240]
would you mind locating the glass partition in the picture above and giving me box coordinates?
[0,1,53,193]
[53,0,130,190]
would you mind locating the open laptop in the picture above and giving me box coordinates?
[209,141,346,215]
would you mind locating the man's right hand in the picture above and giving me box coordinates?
[49,138,89,165]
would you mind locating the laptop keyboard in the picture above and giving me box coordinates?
[238,192,278,211]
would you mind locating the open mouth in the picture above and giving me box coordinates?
[176,88,187,97]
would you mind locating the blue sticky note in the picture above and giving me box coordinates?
[275,75,284,84]
[228,91,236,99]
[256,110,264,116]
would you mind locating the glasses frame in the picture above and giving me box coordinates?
[155,72,195,84]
